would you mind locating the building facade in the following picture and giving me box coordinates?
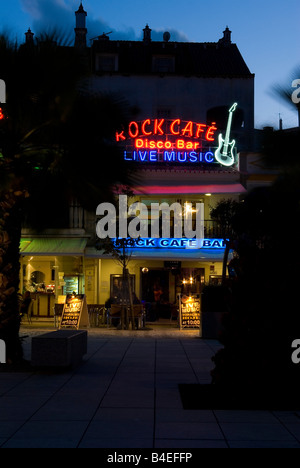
[20,4,268,324]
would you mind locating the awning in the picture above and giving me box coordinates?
[85,247,231,262]
[20,238,87,256]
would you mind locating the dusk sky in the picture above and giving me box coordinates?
[1,0,299,129]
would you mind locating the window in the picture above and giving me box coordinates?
[152,56,175,73]
[96,54,118,72]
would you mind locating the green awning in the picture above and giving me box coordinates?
[20,238,87,256]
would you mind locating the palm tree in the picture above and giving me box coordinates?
[98,237,137,330]
[272,66,300,128]
[210,198,239,285]
[210,72,300,395]
[0,31,132,364]
[262,67,300,170]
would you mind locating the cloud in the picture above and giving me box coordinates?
[21,0,78,39]
[20,0,189,43]
[21,0,72,23]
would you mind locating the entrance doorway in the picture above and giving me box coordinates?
[178,268,205,296]
[141,269,170,321]
[141,267,205,322]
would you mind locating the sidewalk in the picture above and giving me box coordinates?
[1,326,300,448]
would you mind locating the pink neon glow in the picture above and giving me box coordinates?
[132,184,246,195]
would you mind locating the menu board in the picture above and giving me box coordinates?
[179,295,201,329]
[64,276,79,295]
[60,294,89,329]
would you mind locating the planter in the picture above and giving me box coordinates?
[201,310,224,339]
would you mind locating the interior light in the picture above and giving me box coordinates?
[185,203,197,214]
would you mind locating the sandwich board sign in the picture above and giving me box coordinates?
[59,294,89,329]
[179,294,201,330]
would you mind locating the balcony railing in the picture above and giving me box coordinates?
[69,200,85,229]
[203,220,233,239]
[22,200,85,231]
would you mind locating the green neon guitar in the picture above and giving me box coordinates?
[215,103,237,167]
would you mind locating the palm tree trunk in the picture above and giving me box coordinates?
[0,190,24,364]
[222,239,231,286]
[125,268,135,330]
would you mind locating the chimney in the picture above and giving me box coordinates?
[75,2,87,49]
[25,28,34,46]
[143,24,152,44]
[219,26,232,46]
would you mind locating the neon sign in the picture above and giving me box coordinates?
[112,237,226,249]
[116,119,217,142]
[135,138,201,150]
[124,150,215,163]
[116,110,238,167]
[215,103,237,167]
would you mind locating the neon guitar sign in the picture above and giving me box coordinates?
[116,106,238,167]
[215,103,237,167]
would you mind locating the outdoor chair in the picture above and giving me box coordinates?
[108,304,123,327]
[170,304,179,323]
[88,305,107,327]
[131,304,145,329]
[108,304,145,329]
[54,303,64,328]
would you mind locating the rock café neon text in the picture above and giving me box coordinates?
[116,118,218,164]
[116,119,217,141]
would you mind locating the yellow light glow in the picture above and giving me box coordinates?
[185,203,197,214]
